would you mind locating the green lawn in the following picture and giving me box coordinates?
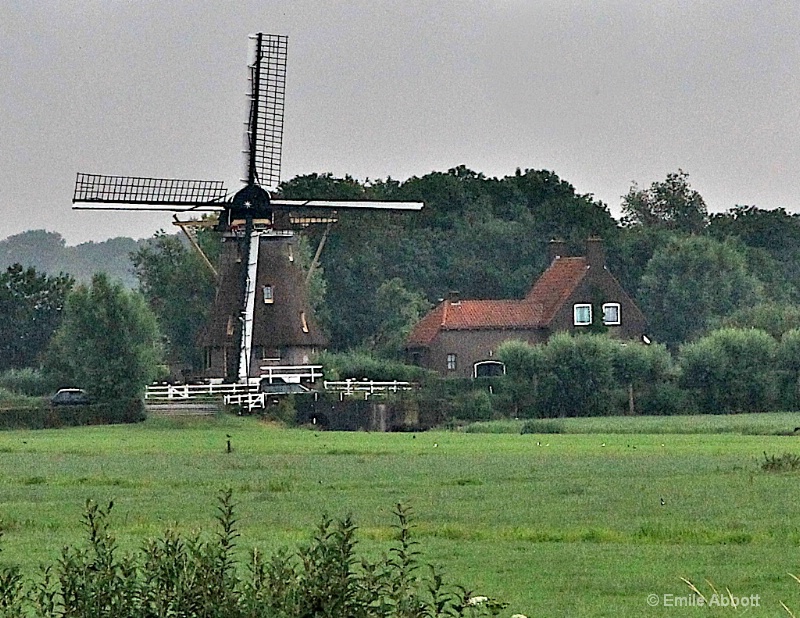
[1,413,800,616]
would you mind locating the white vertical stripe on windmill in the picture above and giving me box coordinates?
[239,231,261,382]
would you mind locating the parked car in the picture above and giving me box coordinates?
[51,388,90,406]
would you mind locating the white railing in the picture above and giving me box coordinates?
[323,379,416,398]
[223,392,266,409]
[145,382,257,400]
[260,365,324,384]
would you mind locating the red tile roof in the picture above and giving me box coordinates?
[524,257,588,323]
[407,257,590,346]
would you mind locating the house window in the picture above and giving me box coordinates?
[263,285,274,304]
[573,304,592,326]
[603,303,621,325]
[446,353,457,371]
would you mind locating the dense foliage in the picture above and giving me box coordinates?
[43,273,162,404]
[6,166,800,418]
[0,230,144,288]
[0,264,74,371]
[0,491,505,617]
[131,232,216,370]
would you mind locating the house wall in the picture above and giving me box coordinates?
[424,328,547,378]
[549,267,647,340]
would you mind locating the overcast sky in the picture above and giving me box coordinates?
[2,1,798,245]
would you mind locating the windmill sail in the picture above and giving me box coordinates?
[71,32,424,385]
[73,173,228,210]
[246,33,287,188]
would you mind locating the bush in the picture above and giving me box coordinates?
[0,491,505,617]
[318,350,432,383]
[0,368,57,397]
[450,389,493,422]
[634,382,696,416]
[0,399,145,430]
[761,452,800,472]
[537,334,617,417]
[678,328,778,413]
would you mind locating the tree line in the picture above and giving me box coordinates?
[4,166,800,412]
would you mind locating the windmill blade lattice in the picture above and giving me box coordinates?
[246,33,287,189]
[73,173,228,210]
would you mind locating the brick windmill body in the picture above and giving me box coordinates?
[73,34,422,383]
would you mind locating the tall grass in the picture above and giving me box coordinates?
[464,412,800,435]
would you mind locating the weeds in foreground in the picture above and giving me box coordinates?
[0,491,508,617]
[761,452,800,472]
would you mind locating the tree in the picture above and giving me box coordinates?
[497,340,547,417]
[131,233,216,369]
[722,302,800,339]
[678,328,778,413]
[611,342,672,415]
[537,333,617,417]
[709,205,800,302]
[621,170,708,234]
[44,273,162,403]
[638,236,765,347]
[370,278,432,358]
[0,264,74,370]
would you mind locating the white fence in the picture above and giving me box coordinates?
[223,392,266,409]
[260,365,323,384]
[323,379,416,399]
[145,382,257,400]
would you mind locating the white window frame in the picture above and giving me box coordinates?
[602,302,621,325]
[573,303,592,326]
[263,285,274,304]
[446,353,457,371]
[473,360,506,378]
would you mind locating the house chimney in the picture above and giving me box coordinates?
[586,236,605,269]
[448,290,461,306]
[548,238,568,263]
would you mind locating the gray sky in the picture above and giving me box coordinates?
[2,1,798,245]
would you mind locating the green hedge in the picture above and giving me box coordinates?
[0,399,145,430]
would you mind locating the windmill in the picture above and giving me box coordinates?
[73,33,422,383]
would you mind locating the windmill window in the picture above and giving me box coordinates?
[263,349,281,362]
[301,312,310,333]
[263,285,274,304]
[602,303,621,325]
[573,304,592,326]
[446,353,457,371]
[226,315,235,336]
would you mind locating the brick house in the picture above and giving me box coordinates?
[405,237,647,378]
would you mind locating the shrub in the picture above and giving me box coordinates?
[318,350,432,383]
[0,399,144,430]
[678,328,778,413]
[0,491,504,617]
[0,368,57,397]
[634,382,696,416]
[537,334,617,417]
[761,452,800,473]
[450,390,493,422]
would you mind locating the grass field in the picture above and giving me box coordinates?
[1,413,800,616]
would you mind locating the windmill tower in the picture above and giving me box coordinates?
[73,33,422,383]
